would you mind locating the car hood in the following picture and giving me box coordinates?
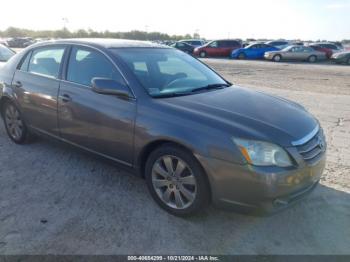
[159,86,318,147]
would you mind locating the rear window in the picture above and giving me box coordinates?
[28,47,65,78]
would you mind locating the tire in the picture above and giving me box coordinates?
[145,144,210,216]
[2,101,32,144]
[199,51,207,58]
[272,54,281,62]
[308,55,317,63]
[238,53,246,60]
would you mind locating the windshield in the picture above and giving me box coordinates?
[111,48,228,97]
[0,44,15,62]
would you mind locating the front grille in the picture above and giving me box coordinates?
[295,128,326,165]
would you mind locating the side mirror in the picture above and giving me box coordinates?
[91,77,131,98]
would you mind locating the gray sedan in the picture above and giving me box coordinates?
[265,45,326,62]
[0,39,326,216]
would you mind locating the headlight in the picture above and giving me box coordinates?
[233,138,293,167]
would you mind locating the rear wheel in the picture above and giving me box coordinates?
[145,145,210,216]
[272,54,281,62]
[199,51,207,58]
[238,52,246,59]
[2,101,31,144]
[308,55,317,63]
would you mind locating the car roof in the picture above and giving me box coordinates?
[28,38,170,49]
[315,42,337,46]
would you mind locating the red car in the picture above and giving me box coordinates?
[309,44,333,59]
[194,39,241,58]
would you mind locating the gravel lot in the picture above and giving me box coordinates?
[0,59,349,255]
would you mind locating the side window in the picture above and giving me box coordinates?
[218,41,226,48]
[209,41,218,48]
[67,47,125,87]
[230,41,240,47]
[19,51,32,71]
[28,47,65,78]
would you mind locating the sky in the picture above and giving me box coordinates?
[1,0,349,40]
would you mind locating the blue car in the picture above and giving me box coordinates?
[231,43,279,59]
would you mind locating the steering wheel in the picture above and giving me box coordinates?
[162,73,188,89]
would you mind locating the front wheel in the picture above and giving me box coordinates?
[199,51,207,58]
[2,101,31,144]
[272,54,282,62]
[238,52,246,59]
[145,145,210,216]
[308,55,317,63]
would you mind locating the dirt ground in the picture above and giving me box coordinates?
[0,59,349,255]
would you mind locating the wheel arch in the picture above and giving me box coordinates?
[0,96,15,118]
[137,138,213,202]
[137,139,196,178]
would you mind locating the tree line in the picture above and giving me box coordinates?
[1,27,349,44]
[0,27,199,41]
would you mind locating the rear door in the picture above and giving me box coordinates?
[11,45,67,135]
[58,45,136,165]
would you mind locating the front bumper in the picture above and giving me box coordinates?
[264,54,273,60]
[197,153,326,215]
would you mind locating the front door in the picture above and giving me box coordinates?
[58,46,136,165]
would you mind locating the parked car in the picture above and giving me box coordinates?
[194,39,242,58]
[6,37,35,48]
[264,45,326,62]
[0,44,15,64]
[265,40,290,49]
[171,42,195,54]
[179,39,205,47]
[314,42,343,53]
[231,43,279,59]
[309,44,333,59]
[0,39,8,46]
[0,39,326,216]
[331,51,350,65]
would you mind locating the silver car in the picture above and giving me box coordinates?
[265,45,326,62]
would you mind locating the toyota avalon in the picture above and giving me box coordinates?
[0,39,326,216]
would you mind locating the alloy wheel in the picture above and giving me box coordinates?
[151,155,197,209]
[4,104,24,141]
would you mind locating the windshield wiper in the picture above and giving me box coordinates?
[190,83,230,93]
[152,83,231,98]
[151,92,192,98]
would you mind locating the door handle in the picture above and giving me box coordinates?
[13,81,22,88]
[59,94,72,103]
